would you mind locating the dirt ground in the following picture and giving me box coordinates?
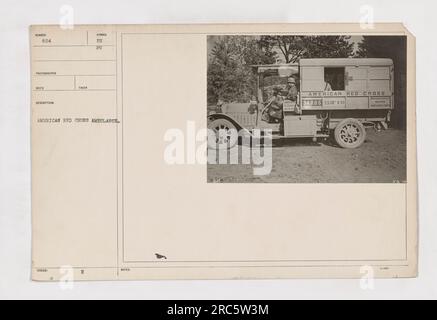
[207,128,406,183]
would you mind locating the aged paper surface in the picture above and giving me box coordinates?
[31,23,417,280]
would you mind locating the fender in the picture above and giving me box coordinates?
[207,113,253,138]
[208,113,245,131]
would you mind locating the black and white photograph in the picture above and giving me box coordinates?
[207,35,407,183]
[1,0,435,302]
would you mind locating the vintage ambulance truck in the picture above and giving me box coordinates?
[208,58,394,149]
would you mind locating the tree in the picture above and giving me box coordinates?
[207,36,276,104]
[260,36,307,63]
[355,37,370,58]
[260,36,355,63]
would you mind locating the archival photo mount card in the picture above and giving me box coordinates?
[31,23,417,281]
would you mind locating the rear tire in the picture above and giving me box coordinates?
[334,118,366,149]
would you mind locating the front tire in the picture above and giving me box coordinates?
[207,118,238,150]
[334,118,366,149]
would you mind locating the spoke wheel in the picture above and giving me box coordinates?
[207,118,238,150]
[334,118,366,149]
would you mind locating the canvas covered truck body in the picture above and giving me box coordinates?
[208,58,394,148]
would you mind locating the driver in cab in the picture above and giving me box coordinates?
[267,77,298,122]
[284,77,298,101]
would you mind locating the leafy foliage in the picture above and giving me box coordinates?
[260,36,354,63]
[207,36,354,104]
[207,36,276,104]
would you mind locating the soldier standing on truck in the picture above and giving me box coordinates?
[266,77,299,122]
[268,87,284,122]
